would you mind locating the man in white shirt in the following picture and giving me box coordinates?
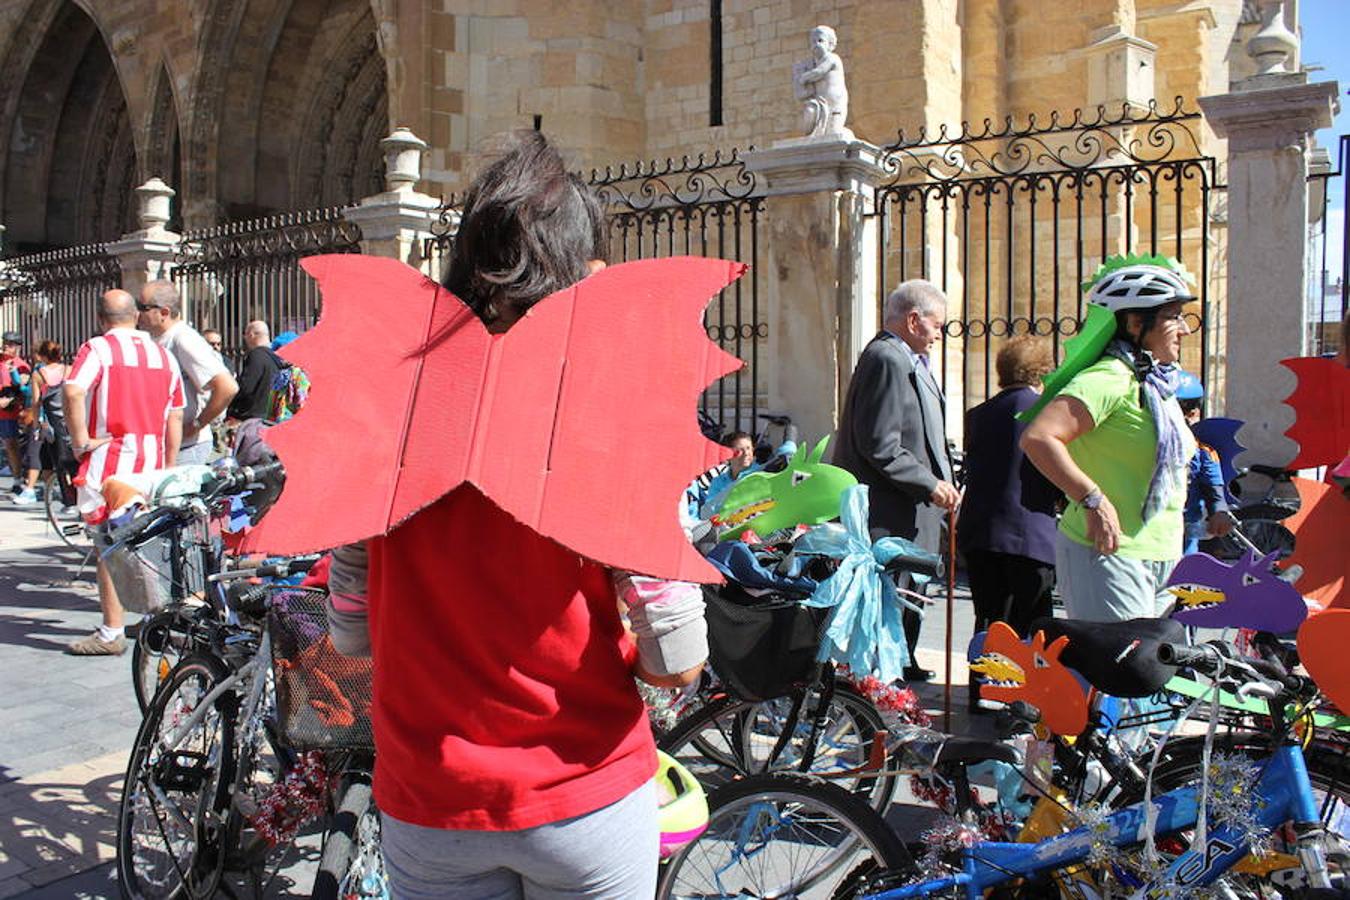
[137,281,238,465]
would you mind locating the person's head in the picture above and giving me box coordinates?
[723,430,755,475]
[1176,370,1204,423]
[995,335,1053,390]
[442,130,607,333]
[243,320,271,350]
[1,331,20,359]
[99,290,139,331]
[883,280,947,356]
[34,340,62,364]
[1086,260,1196,366]
[202,329,224,353]
[137,280,182,336]
[810,25,837,58]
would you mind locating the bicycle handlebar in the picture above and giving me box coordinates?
[106,461,286,548]
[1157,640,1315,700]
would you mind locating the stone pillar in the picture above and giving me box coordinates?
[343,128,441,269]
[742,138,888,445]
[107,177,181,301]
[1198,2,1338,467]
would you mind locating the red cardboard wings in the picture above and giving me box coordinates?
[1279,476,1348,610]
[1281,357,1350,470]
[243,254,746,583]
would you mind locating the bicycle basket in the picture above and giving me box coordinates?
[703,583,827,702]
[267,587,375,751]
[102,522,210,614]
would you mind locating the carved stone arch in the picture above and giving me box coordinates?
[143,62,183,230]
[0,0,138,250]
[183,0,249,226]
[284,4,386,208]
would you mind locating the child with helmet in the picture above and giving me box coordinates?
[1021,255,1200,622]
[1175,371,1236,554]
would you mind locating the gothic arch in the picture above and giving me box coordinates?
[143,63,183,230]
[0,0,137,251]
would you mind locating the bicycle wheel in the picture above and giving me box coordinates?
[1113,734,1348,896]
[656,773,910,899]
[659,685,897,812]
[118,655,236,900]
[42,469,88,550]
[311,776,386,900]
[132,611,193,715]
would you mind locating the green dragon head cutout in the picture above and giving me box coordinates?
[1016,253,1193,424]
[710,435,858,541]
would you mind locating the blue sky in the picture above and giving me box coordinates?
[1301,0,1347,291]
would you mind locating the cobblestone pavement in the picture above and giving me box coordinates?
[0,492,983,898]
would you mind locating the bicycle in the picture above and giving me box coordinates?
[657,632,1347,900]
[41,463,88,550]
[114,463,327,899]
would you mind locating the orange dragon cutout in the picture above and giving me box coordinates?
[969,622,1090,736]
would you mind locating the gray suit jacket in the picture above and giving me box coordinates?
[833,332,953,553]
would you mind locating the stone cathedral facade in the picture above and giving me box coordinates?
[0,0,1276,254]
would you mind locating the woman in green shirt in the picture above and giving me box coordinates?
[1021,261,1197,622]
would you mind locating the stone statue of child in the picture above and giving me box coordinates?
[793,25,852,139]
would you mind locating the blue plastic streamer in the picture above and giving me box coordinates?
[793,485,938,683]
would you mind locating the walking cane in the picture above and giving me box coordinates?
[942,493,963,732]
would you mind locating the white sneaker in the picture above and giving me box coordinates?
[12,488,39,505]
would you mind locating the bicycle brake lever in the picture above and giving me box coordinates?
[1235,679,1280,701]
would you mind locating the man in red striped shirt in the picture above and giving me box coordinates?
[63,289,185,656]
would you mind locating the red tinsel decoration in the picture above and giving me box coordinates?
[844,672,933,727]
[245,750,332,847]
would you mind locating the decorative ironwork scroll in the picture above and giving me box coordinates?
[871,98,1220,417]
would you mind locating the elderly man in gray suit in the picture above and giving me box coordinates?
[834,279,959,682]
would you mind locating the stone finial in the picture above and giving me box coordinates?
[1247,0,1298,77]
[135,178,175,231]
[792,25,853,140]
[381,127,429,193]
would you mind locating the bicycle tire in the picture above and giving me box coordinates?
[1112,733,1348,895]
[659,684,898,812]
[132,611,193,715]
[117,654,237,900]
[42,469,88,550]
[311,777,385,900]
[656,772,911,899]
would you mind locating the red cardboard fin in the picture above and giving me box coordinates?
[1279,476,1349,610]
[244,254,746,583]
[1281,357,1350,470]
[1297,609,1350,714]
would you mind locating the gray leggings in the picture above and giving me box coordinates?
[1055,530,1177,622]
[381,781,658,900]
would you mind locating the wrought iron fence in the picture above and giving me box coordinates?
[1309,133,1348,358]
[0,243,122,360]
[871,98,1220,419]
[172,207,363,363]
[424,150,766,436]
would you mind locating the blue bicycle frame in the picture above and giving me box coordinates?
[865,743,1329,900]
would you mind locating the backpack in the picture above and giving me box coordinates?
[267,364,310,422]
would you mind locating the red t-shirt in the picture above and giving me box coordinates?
[0,355,30,420]
[366,485,656,830]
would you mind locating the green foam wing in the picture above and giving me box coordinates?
[1015,304,1117,424]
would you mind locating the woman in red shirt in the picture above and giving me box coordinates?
[326,132,707,899]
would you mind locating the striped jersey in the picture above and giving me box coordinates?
[69,327,185,516]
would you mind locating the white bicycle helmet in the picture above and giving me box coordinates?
[1085,261,1196,312]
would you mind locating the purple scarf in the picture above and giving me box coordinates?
[1105,340,1186,523]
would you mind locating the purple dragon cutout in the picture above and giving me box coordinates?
[1166,550,1308,632]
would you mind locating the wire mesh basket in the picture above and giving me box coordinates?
[102,519,210,614]
[267,586,375,751]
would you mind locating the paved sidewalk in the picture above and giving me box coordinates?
[0,492,985,897]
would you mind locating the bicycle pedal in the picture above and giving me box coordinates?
[151,750,214,792]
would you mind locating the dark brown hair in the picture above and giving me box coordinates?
[443,131,607,327]
[35,340,62,362]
